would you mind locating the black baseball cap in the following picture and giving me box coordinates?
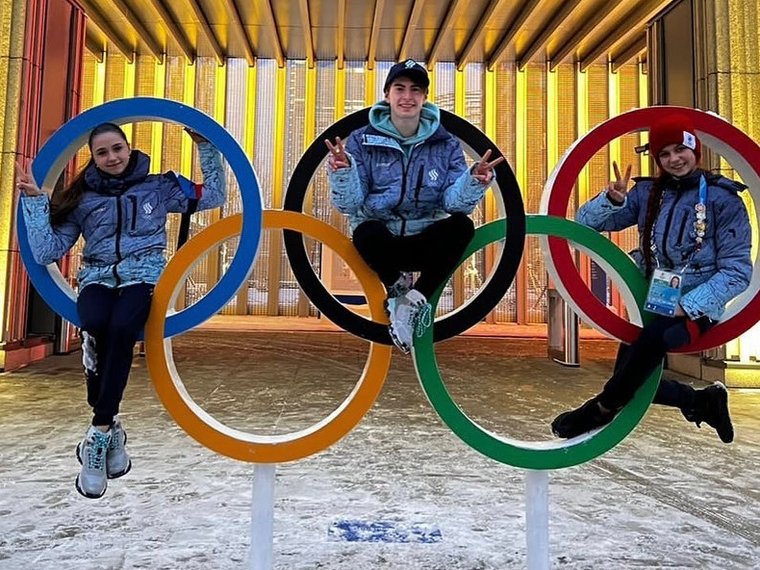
[383,59,430,92]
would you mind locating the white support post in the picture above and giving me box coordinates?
[250,463,276,570]
[525,469,550,570]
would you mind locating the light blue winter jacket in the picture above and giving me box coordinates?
[21,142,226,289]
[577,169,752,321]
[328,101,490,235]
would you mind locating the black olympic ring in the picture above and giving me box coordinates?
[283,108,526,344]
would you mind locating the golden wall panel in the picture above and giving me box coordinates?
[72,53,647,324]
[0,0,28,345]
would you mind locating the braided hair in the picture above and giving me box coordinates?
[641,175,666,277]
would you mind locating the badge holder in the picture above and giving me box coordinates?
[644,268,682,316]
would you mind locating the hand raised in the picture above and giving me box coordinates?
[184,127,208,144]
[607,161,631,204]
[472,149,504,185]
[14,161,45,197]
[324,136,350,171]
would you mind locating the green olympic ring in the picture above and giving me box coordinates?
[413,215,662,470]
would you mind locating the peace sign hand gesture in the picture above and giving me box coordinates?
[472,149,504,185]
[14,161,45,197]
[607,161,632,205]
[324,137,350,171]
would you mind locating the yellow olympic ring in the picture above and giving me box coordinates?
[145,210,393,463]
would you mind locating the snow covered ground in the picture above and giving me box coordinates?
[1,331,758,569]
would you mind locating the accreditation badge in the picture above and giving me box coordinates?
[644,269,683,316]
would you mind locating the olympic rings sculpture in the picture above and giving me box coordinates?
[17,98,760,470]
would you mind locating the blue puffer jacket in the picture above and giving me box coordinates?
[577,169,752,321]
[328,102,489,235]
[21,142,226,290]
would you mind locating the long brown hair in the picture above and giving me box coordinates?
[49,123,129,226]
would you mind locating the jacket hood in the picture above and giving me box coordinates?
[368,101,440,145]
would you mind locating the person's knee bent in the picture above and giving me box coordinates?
[446,213,475,248]
[352,220,387,244]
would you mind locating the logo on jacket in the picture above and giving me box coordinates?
[428,169,439,182]
[143,203,154,216]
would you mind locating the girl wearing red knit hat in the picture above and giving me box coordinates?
[552,112,751,443]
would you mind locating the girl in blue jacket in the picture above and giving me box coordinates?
[552,113,751,443]
[15,122,226,498]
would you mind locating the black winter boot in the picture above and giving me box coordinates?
[682,382,734,443]
[551,397,618,439]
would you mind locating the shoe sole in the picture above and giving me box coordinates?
[107,461,132,479]
[75,475,106,499]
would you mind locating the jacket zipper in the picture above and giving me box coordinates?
[393,145,419,236]
[414,165,424,207]
[128,195,137,231]
[675,215,688,246]
[660,189,686,267]
[113,196,123,287]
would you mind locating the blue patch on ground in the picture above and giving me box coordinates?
[328,520,443,543]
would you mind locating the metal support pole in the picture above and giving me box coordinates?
[250,463,276,570]
[525,469,550,570]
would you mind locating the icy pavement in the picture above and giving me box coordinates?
[0,330,758,569]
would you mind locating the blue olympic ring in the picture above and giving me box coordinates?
[16,97,263,337]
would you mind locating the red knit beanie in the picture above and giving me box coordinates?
[648,113,701,166]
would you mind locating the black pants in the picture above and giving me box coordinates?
[600,314,713,412]
[351,213,475,299]
[77,283,154,426]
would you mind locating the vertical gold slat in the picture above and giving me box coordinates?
[364,66,376,107]
[638,60,649,177]
[151,60,165,173]
[515,65,528,324]
[482,67,497,323]
[266,65,287,315]
[235,64,257,313]
[575,63,590,288]
[297,64,317,317]
[121,58,136,140]
[525,63,547,323]
[451,66,466,308]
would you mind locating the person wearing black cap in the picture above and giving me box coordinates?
[551,112,751,443]
[325,59,503,353]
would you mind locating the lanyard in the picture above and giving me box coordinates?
[650,174,707,269]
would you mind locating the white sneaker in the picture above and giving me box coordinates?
[107,416,131,479]
[388,289,432,353]
[75,426,111,499]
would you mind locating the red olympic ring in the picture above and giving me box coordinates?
[541,106,760,352]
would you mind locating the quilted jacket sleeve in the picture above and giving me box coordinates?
[576,185,643,231]
[20,194,81,265]
[442,140,490,214]
[680,191,752,319]
[328,131,367,214]
[163,141,227,213]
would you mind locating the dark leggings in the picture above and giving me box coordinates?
[601,314,714,412]
[77,283,154,426]
[351,213,475,299]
